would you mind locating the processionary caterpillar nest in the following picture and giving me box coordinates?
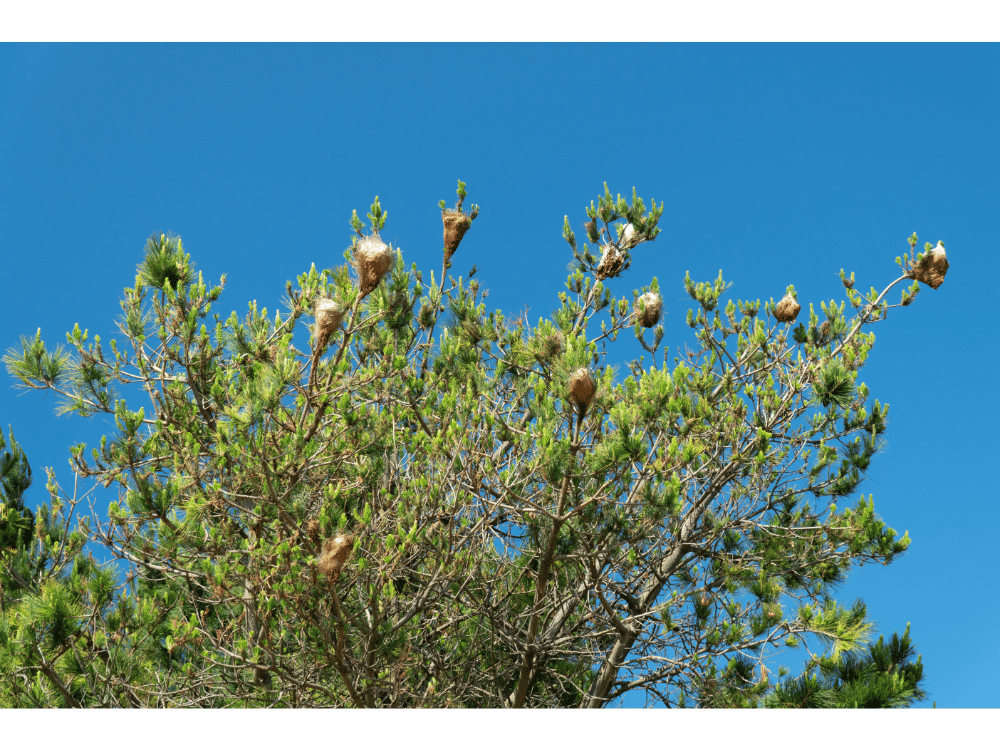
[442,210,473,261]
[595,244,625,280]
[620,222,639,250]
[568,367,597,416]
[909,242,949,289]
[352,234,395,296]
[774,292,801,323]
[636,291,663,328]
[313,297,345,350]
[317,534,355,582]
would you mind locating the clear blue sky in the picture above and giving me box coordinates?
[1,43,997,708]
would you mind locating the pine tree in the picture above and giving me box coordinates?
[1,182,943,707]
[0,427,34,552]
[820,623,926,708]
[693,611,927,708]
[0,426,124,707]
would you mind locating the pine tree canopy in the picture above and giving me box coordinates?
[0,427,34,552]
[0,182,940,708]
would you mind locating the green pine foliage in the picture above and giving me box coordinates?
[0,181,939,707]
[760,622,926,708]
[691,603,927,708]
[0,427,34,551]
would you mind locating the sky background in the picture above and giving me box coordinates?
[1,43,997,709]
